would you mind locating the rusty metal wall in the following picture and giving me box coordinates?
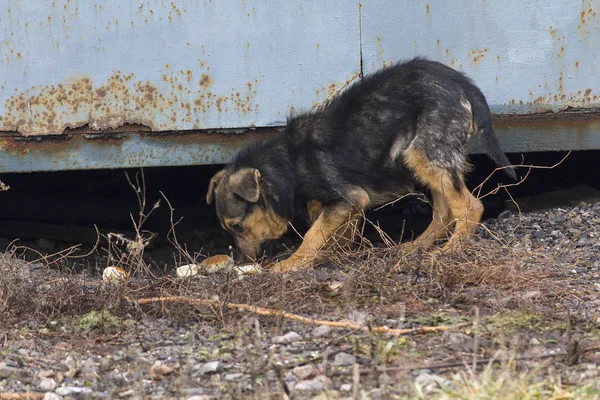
[0,1,361,136]
[0,1,599,173]
[361,0,600,115]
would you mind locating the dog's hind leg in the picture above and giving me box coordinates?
[273,190,369,272]
[400,189,453,254]
[403,148,483,253]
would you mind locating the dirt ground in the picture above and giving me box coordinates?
[2,184,600,399]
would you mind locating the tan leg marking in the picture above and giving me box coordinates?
[401,189,453,254]
[307,200,324,223]
[273,190,368,272]
[403,148,483,253]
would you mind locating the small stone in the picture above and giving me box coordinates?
[311,325,332,339]
[293,365,314,380]
[55,386,93,397]
[43,394,62,400]
[39,377,58,392]
[498,210,512,219]
[294,379,324,393]
[224,372,245,381]
[179,388,205,397]
[340,383,352,392]
[273,331,302,344]
[102,266,129,283]
[193,361,220,377]
[379,373,393,385]
[187,396,213,400]
[0,362,32,382]
[442,331,474,352]
[369,388,385,400]
[311,392,341,400]
[17,348,29,357]
[415,373,450,394]
[286,371,299,383]
[176,263,201,278]
[333,352,356,366]
[149,360,175,381]
[315,375,332,388]
[201,254,235,274]
[530,338,541,346]
[351,311,368,325]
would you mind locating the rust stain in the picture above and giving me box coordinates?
[507,86,599,114]
[444,49,458,67]
[469,48,489,64]
[375,35,385,68]
[493,109,600,129]
[578,0,598,36]
[0,128,280,168]
[1,69,260,136]
[426,3,430,17]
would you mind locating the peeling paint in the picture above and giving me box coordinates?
[1,71,260,136]
[0,0,361,139]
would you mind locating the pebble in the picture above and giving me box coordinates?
[294,378,324,393]
[224,372,244,381]
[273,331,302,344]
[0,362,32,382]
[415,373,451,394]
[311,325,332,338]
[193,361,220,377]
[333,352,356,366]
[39,377,58,392]
[43,394,62,400]
[340,383,352,392]
[293,365,314,380]
[55,386,93,398]
[286,371,299,384]
[369,388,385,400]
[442,331,474,352]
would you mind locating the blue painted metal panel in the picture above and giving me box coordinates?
[360,0,600,115]
[0,1,599,173]
[0,129,278,172]
[0,1,361,136]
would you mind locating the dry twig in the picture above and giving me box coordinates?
[133,295,471,335]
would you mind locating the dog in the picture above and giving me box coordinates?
[206,57,516,272]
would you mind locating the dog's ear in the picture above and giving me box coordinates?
[206,169,226,204]
[229,168,261,203]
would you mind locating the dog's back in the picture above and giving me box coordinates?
[282,57,513,207]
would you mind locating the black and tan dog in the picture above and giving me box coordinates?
[206,57,516,272]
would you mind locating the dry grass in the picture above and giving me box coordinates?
[418,356,600,399]
[0,232,572,331]
[0,158,578,331]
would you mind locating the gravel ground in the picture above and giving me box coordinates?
[2,198,600,399]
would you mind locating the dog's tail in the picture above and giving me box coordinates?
[467,91,517,181]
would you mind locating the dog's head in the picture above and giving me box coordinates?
[206,167,289,261]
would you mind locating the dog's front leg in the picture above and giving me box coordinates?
[272,203,359,273]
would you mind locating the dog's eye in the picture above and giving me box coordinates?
[230,223,243,233]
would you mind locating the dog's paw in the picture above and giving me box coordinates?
[268,257,309,273]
